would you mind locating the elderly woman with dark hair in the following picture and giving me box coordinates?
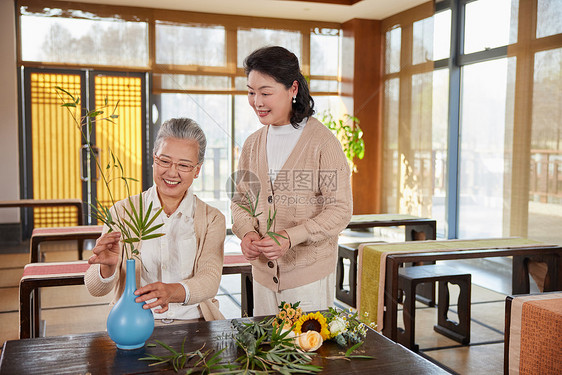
[231,46,353,315]
[85,118,225,323]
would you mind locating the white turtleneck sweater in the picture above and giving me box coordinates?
[266,120,306,181]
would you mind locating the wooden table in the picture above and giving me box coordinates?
[346,214,436,240]
[0,198,84,225]
[0,318,448,374]
[337,214,437,307]
[377,239,562,341]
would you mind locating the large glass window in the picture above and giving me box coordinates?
[430,68,449,238]
[433,9,451,61]
[385,28,401,74]
[382,78,400,214]
[237,28,302,67]
[310,29,340,76]
[156,23,226,67]
[458,58,514,238]
[528,48,562,243]
[20,13,148,66]
[463,0,515,53]
[536,0,562,38]
[413,17,434,64]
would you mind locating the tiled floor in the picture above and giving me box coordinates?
[0,231,513,374]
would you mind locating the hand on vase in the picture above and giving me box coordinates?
[134,282,185,313]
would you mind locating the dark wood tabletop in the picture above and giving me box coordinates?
[0,318,448,374]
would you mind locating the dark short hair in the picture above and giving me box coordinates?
[153,118,207,163]
[244,46,314,128]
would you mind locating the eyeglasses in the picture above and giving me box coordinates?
[153,154,197,172]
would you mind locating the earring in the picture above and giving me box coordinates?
[292,96,296,104]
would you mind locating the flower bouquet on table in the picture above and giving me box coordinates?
[275,302,375,352]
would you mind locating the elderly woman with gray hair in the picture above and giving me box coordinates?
[85,118,225,322]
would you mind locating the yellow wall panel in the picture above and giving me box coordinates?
[94,75,143,211]
[30,73,83,227]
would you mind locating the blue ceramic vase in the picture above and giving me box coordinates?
[107,259,154,350]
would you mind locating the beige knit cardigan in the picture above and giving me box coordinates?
[231,117,353,291]
[85,192,226,321]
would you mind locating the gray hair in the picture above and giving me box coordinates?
[153,118,207,163]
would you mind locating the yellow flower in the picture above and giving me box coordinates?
[283,302,291,310]
[296,330,323,352]
[296,307,302,317]
[287,308,296,319]
[294,312,330,340]
[278,311,287,320]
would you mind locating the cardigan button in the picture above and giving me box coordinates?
[268,195,273,204]
[273,276,278,284]
[267,261,274,268]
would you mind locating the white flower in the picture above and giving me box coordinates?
[296,330,323,352]
[328,317,348,337]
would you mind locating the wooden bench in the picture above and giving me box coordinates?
[398,264,471,352]
[20,254,253,338]
[337,214,437,307]
[30,225,103,262]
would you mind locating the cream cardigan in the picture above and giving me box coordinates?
[85,192,226,321]
[231,117,353,291]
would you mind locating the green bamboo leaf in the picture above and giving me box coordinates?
[237,204,252,215]
[61,102,77,108]
[142,222,164,236]
[267,232,281,246]
[138,195,144,229]
[142,201,153,228]
[122,238,140,243]
[144,207,163,229]
[117,156,124,173]
[345,341,363,357]
[141,233,165,241]
[127,196,142,228]
[122,217,141,237]
[88,110,103,117]
[155,340,179,355]
[54,86,76,101]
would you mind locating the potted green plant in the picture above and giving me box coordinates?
[319,112,365,173]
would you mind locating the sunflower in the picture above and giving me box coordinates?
[294,312,330,340]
